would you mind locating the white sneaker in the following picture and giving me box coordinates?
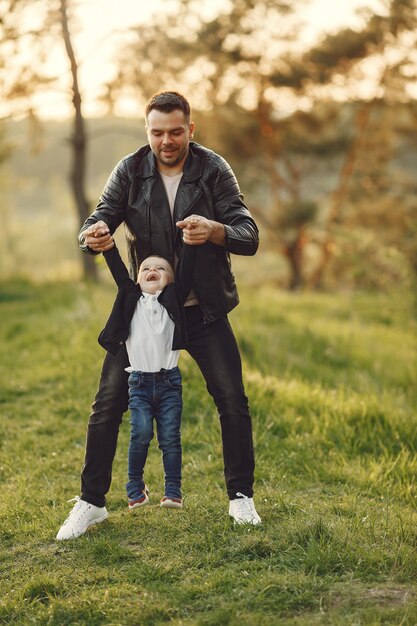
[229,493,261,525]
[56,496,108,541]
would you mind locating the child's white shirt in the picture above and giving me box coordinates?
[125,291,179,373]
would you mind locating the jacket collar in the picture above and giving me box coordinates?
[138,142,202,182]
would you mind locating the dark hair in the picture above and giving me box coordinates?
[145,91,191,123]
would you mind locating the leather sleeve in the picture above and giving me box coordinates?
[204,154,259,256]
[78,158,131,253]
[103,246,133,290]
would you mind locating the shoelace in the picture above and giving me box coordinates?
[61,496,83,524]
[234,492,257,518]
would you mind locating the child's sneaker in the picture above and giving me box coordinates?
[160,496,183,509]
[128,485,150,510]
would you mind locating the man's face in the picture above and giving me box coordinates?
[138,256,174,294]
[146,108,195,173]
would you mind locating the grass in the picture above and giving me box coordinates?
[0,278,416,625]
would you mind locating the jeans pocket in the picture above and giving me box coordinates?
[128,374,144,391]
[166,372,182,390]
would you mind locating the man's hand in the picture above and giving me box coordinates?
[82,220,114,252]
[176,215,225,246]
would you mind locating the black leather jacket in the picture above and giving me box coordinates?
[79,142,259,323]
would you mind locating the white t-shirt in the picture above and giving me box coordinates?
[160,171,198,307]
[125,291,178,373]
[160,172,183,217]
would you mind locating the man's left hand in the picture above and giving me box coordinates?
[176,215,225,246]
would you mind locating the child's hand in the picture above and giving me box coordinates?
[82,220,115,252]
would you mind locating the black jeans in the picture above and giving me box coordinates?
[81,305,255,506]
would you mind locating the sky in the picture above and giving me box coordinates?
[27,0,385,119]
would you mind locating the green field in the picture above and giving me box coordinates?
[0,279,416,625]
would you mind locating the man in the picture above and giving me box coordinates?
[56,91,261,541]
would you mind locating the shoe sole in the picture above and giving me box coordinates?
[160,499,183,509]
[229,515,261,526]
[128,500,149,510]
[128,492,150,510]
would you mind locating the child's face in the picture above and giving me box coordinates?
[138,256,174,294]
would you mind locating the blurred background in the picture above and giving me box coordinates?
[0,0,416,293]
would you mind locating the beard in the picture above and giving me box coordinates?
[156,145,188,168]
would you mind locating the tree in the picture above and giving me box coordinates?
[0,0,98,279]
[101,0,417,288]
[107,0,317,288]
[0,0,52,277]
[302,0,417,287]
[0,0,55,118]
[59,0,96,280]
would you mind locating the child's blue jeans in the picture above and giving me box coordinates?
[126,366,182,501]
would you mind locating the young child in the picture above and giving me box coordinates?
[98,241,195,510]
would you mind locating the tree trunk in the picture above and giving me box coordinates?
[310,101,373,289]
[60,0,97,280]
[284,230,307,291]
